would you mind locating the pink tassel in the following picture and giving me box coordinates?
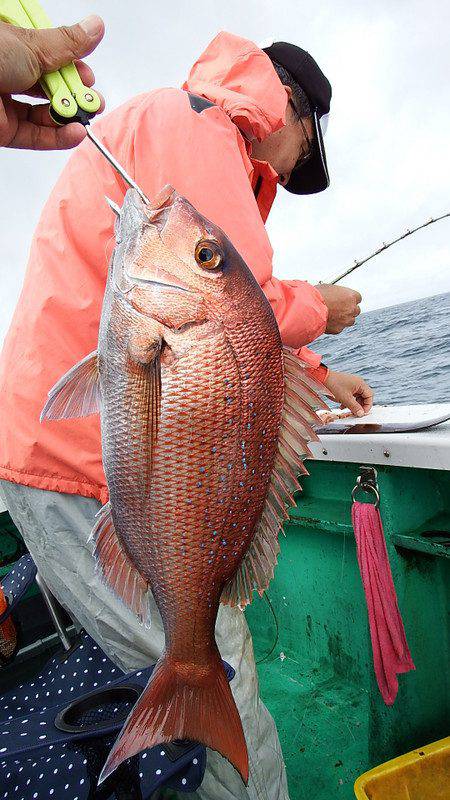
[351,501,415,705]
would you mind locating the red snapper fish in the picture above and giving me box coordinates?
[41,186,326,784]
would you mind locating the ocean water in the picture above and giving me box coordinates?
[315,291,450,405]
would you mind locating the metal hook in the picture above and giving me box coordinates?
[351,483,380,509]
[351,465,380,509]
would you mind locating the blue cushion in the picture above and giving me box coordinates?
[0,555,37,624]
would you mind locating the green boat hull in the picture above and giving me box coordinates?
[246,460,450,799]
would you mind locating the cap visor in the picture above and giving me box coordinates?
[285,110,330,195]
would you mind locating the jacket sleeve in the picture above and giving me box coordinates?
[262,278,328,346]
[128,90,327,370]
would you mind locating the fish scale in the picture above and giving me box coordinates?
[40,186,326,787]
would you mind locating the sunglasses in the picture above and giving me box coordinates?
[289,100,313,171]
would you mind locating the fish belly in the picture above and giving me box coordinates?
[106,326,282,663]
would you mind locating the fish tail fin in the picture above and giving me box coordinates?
[98,653,248,785]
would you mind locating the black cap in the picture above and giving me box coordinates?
[262,41,332,195]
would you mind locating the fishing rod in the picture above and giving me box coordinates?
[324,212,450,285]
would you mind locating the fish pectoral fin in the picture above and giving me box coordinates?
[40,350,101,421]
[222,348,330,610]
[89,502,151,627]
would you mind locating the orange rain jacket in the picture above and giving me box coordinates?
[0,31,328,503]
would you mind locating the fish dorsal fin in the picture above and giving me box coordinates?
[105,196,121,217]
[40,351,101,421]
[221,348,328,609]
[89,502,151,627]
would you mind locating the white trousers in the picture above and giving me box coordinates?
[0,480,289,800]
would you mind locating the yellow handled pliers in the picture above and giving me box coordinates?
[0,0,149,202]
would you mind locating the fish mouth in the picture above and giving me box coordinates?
[123,186,192,293]
[124,271,191,293]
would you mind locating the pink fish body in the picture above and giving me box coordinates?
[41,186,325,784]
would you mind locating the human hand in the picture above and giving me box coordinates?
[315,283,362,334]
[0,15,104,149]
[324,369,374,417]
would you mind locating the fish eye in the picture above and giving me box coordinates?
[195,240,223,270]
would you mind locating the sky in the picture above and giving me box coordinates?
[1,0,449,347]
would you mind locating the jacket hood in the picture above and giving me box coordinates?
[183,31,288,142]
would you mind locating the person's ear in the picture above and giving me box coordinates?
[283,85,293,102]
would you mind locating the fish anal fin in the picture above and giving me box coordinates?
[40,351,100,421]
[99,653,248,785]
[90,503,151,627]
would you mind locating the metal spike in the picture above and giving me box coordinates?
[105,197,121,217]
[86,127,150,205]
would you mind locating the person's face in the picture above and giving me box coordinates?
[251,86,314,187]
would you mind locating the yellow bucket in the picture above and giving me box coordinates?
[354,736,450,799]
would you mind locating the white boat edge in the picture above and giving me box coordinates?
[310,403,450,471]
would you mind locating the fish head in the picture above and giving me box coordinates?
[109,186,265,330]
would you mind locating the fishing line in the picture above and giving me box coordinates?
[256,591,280,664]
[324,211,450,285]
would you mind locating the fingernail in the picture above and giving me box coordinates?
[80,14,103,37]
[356,409,364,417]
